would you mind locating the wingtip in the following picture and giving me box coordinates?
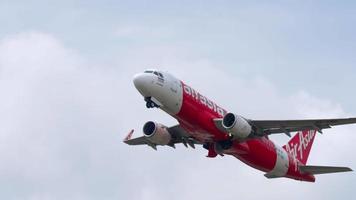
[123,129,134,142]
[341,167,353,172]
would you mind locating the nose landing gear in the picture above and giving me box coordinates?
[145,97,160,108]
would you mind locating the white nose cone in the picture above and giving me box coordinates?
[133,73,152,96]
[133,73,144,90]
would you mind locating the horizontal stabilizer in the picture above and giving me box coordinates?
[299,165,353,175]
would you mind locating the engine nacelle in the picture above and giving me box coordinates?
[143,121,172,145]
[222,113,252,139]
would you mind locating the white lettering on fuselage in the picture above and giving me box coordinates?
[183,84,226,117]
[285,130,316,164]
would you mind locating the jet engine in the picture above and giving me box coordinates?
[143,121,172,145]
[222,113,252,139]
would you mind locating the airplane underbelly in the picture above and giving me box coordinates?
[232,139,279,173]
[264,145,289,178]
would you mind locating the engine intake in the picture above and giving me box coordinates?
[143,121,172,145]
[222,113,252,139]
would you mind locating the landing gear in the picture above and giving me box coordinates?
[144,97,159,108]
[146,101,156,108]
[203,140,233,158]
[217,140,233,150]
[203,140,233,151]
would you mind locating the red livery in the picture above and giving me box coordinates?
[124,69,354,182]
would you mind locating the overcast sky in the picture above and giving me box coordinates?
[1,1,356,200]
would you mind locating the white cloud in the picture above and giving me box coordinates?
[0,31,355,200]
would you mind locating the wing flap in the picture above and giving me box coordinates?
[251,117,356,135]
[252,118,356,128]
[299,165,353,175]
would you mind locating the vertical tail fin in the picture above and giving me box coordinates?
[283,130,317,165]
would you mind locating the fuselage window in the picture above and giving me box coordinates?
[144,70,153,73]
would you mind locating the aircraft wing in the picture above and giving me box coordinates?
[123,125,202,150]
[250,118,356,136]
[213,117,356,137]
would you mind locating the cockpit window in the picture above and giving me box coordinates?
[144,70,164,78]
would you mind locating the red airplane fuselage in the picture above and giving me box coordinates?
[175,82,315,182]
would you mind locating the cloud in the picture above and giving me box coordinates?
[0,31,355,200]
[0,31,128,199]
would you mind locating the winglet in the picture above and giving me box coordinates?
[123,129,134,142]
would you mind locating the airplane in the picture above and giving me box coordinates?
[124,69,355,182]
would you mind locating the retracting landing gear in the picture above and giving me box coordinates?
[217,140,233,150]
[145,97,160,108]
[203,140,233,158]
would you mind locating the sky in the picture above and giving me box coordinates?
[0,1,356,199]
